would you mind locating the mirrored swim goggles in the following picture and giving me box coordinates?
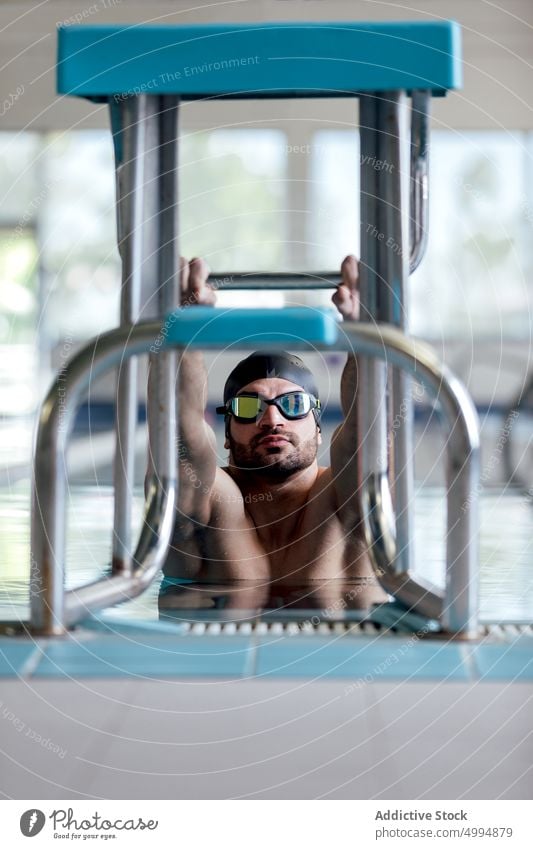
[216,391,321,423]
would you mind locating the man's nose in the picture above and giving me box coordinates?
[257,402,284,427]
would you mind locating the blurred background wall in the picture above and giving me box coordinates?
[0,0,532,486]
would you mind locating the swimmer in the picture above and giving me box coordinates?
[149,255,388,606]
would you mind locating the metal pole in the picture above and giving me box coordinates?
[441,387,480,634]
[30,406,68,635]
[358,94,389,484]
[145,96,180,488]
[410,90,430,274]
[206,271,341,290]
[111,96,148,575]
[110,93,181,576]
[377,91,413,576]
[157,96,180,317]
[30,322,176,633]
[341,321,480,635]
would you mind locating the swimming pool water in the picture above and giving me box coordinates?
[0,483,532,624]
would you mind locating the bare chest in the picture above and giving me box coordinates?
[253,500,351,580]
[169,497,365,584]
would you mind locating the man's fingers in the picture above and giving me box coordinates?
[341,254,359,289]
[178,256,215,307]
[179,256,190,297]
[333,273,360,321]
[189,257,210,294]
[332,285,351,309]
[179,257,214,306]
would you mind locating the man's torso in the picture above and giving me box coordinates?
[165,466,380,589]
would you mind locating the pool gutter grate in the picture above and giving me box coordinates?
[175,621,533,639]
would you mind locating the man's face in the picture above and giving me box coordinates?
[225,377,322,478]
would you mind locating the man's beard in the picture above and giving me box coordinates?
[228,427,319,479]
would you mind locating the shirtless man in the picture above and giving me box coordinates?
[154,254,387,609]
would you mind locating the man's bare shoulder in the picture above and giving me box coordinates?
[215,465,241,490]
[299,465,364,540]
[308,465,336,501]
[208,466,250,524]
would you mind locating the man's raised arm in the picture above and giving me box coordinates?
[147,257,218,534]
[329,255,364,531]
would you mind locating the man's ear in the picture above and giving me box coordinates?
[317,425,322,445]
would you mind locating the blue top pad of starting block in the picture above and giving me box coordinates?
[57,21,461,100]
[160,307,339,349]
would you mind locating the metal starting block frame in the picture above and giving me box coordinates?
[26,21,480,637]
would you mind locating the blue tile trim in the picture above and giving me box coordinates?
[32,634,255,679]
[0,639,42,678]
[473,641,533,681]
[254,636,470,680]
[1,631,532,681]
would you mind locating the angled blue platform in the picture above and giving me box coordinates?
[57,21,462,100]
[161,307,339,349]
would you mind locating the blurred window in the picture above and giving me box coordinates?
[310,128,532,339]
[0,128,288,417]
[0,125,531,422]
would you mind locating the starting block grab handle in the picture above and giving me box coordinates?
[30,310,480,636]
[160,307,339,349]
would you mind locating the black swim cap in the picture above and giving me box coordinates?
[223,351,321,426]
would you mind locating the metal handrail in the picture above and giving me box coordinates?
[29,318,479,636]
[206,272,341,290]
[30,323,176,634]
[502,369,533,498]
[410,90,430,274]
[340,321,480,634]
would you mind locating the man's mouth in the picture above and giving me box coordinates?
[258,435,290,447]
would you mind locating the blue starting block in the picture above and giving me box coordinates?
[57,21,461,100]
[161,307,339,349]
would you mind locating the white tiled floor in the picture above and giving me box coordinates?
[1,679,532,799]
